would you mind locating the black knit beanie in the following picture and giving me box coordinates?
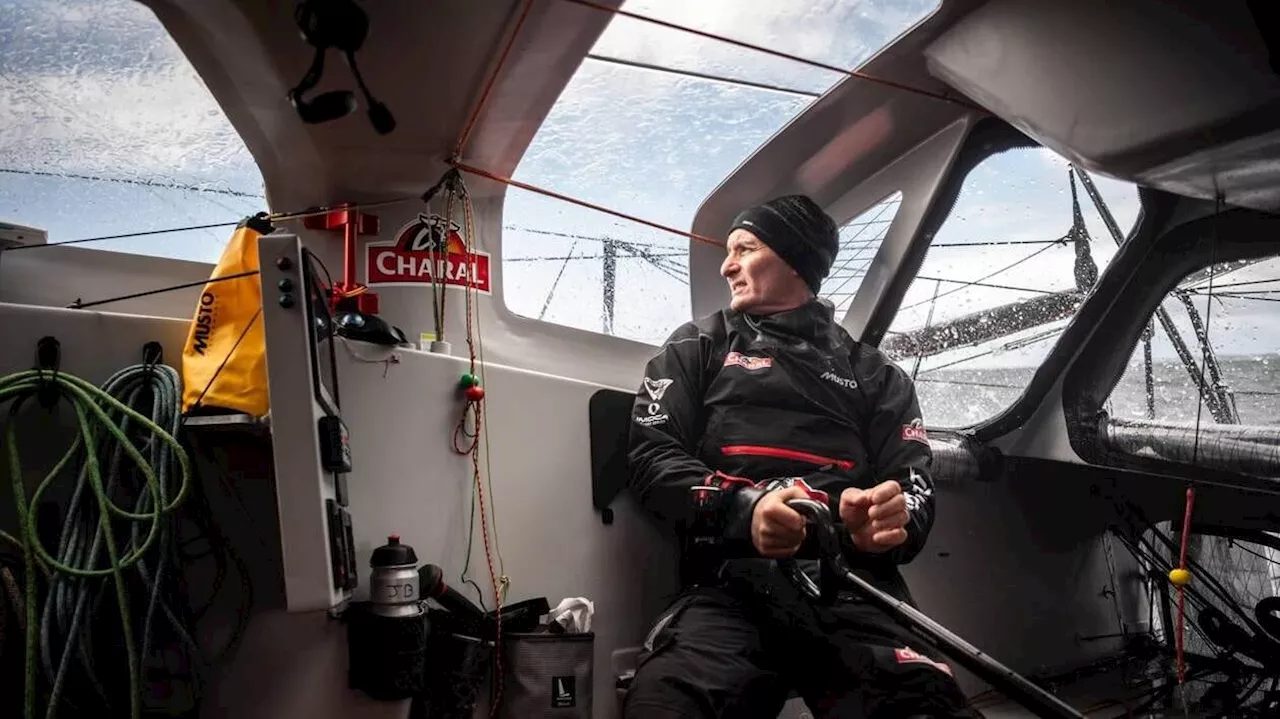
[728,195,839,295]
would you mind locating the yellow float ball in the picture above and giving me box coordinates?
[1169,568,1191,586]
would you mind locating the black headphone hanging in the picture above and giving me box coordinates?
[288,0,396,135]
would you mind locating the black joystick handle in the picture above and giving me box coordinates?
[419,564,486,622]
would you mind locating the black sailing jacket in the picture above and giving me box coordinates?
[626,299,935,601]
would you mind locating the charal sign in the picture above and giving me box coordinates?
[365,213,492,293]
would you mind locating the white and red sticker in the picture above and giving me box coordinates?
[894,647,953,676]
[365,213,491,293]
[901,418,928,445]
[724,352,772,371]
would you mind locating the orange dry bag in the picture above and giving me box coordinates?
[180,213,274,417]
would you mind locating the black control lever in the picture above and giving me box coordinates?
[783,499,1085,719]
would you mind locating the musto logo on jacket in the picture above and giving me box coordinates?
[636,377,673,427]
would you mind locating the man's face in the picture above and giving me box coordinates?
[720,229,809,314]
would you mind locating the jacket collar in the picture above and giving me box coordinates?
[731,298,850,350]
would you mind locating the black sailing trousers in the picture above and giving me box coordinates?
[621,566,985,719]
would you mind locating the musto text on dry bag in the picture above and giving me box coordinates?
[180,213,274,417]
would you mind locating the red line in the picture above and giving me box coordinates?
[455,0,538,160]
[559,0,984,112]
[1174,485,1196,685]
[721,444,854,470]
[451,161,724,247]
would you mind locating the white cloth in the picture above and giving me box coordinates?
[548,596,594,633]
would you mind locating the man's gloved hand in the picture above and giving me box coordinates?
[840,480,909,553]
[751,485,812,558]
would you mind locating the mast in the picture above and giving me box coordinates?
[1076,167,1237,424]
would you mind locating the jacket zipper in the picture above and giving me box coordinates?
[720,445,854,471]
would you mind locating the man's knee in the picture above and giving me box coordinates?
[622,592,787,719]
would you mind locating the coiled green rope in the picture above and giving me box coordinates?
[1,365,191,719]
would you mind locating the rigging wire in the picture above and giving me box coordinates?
[1101,507,1277,716]
[931,239,1065,248]
[1173,194,1225,696]
[914,324,1068,376]
[915,275,1061,296]
[540,241,579,319]
[898,241,1062,313]
[505,226,687,251]
[816,197,900,299]
[0,167,261,200]
[558,0,985,111]
[67,270,260,310]
[0,221,242,251]
[506,252,684,262]
[451,160,722,247]
[454,0,537,161]
[585,53,821,98]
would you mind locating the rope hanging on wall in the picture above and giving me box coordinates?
[430,168,509,716]
[1,341,193,719]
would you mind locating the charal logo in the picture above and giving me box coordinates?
[821,370,857,390]
[894,647,953,676]
[365,213,491,293]
[724,352,772,371]
[901,418,928,445]
[551,675,576,708]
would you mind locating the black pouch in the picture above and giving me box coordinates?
[346,601,429,700]
[412,609,494,718]
[496,629,594,719]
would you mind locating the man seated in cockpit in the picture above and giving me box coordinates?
[624,195,982,718]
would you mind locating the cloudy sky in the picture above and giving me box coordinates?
[2,0,1275,420]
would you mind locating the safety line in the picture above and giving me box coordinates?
[559,0,985,111]
[1,201,427,254]
[451,160,724,247]
[0,222,242,252]
[454,0,538,161]
[68,270,260,310]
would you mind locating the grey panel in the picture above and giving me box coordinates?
[257,232,352,611]
[0,245,213,319]
[925,0,1280,210]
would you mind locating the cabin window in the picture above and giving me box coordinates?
[1106,255,1280,428]
[502,0,940,346]
[882,147,1141,428]
[0,0,265,262]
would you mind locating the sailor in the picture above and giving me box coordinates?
[624,195,982,718]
